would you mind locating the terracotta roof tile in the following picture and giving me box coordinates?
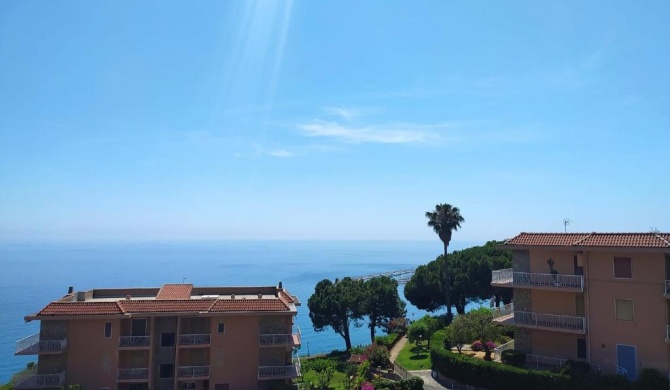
[37,302,123,317]
[504,232,670,248]
[210,299,289,312]
[156,284,193,300]
[279,290,294,303]
[118,300,214,313]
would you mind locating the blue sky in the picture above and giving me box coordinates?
[1,1,668,241]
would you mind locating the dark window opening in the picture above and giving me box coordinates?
[159,364,174,379]
[577,338,587,359]
[614,257,632,278]
[104,322,112,338]
[161,332,175,347]
[217,323,225,334]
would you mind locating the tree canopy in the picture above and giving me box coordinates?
[446,308,506,360]
[308,275,406,350]
[362,276,406,342]
[404,241,513,314]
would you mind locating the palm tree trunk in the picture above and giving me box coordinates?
[444,243,453,322]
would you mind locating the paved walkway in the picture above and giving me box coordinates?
[389,336,452,389]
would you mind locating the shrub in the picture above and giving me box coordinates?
[559,360,590,378]
[591,374,632,390]
[486,341,497,350]
[350,345,367,354]
[372,376,423,390]
[386,317,409,334]
[364,343,391,368]
[636,368,669,390]
[375,333,400,349]
[501,349,526,368]
[471,340,483,351]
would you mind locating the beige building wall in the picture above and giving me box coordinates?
[530,331,581,361]
[586,251,669,374]
[209,315,261,389]
[66,318,120,389]
[529,249,577,275]
[530,289,577,317]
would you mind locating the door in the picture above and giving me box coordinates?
[616,344,637,381]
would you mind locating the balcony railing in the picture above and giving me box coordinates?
[14,370,65,390]
[119,336,151,348]
[493,339,514,361]
[492,302,514,319]
[525,354,566,371]
[259,327,301,347]
[178,365,210,378]
[15,333,67,355]
[258,355,301,380]
[514,311,586,333]
[179,333,211,346]
[665,280,670,297]
[117,368,149,382]
[492,269,583,291]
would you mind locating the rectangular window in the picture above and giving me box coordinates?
[577,338,587,359]
[159,364,174,379]
[614,257,632,278]
[214,385,230,390]
[615,299,634,321]
[217,322,225,334]
[104,322,112,338]
[161,332,175,347]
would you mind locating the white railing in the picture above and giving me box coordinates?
[493,339,514,361]
[178,365,210,378]
[616,366,628,376]
[117,368,149,381]
[491,269,583,290]
[526,354,566,370]
[119,336,151,348]
[179,333,211,346]
[514,311,586,332]
[14,370,65,390]
[492,303,514,319]
[492,268,513,284]
[259,327,301,347]
[15,333,67,354]
[665,280,670,296]
[259,355,301,380]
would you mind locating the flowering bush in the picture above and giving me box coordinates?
[361,382,375,390]
[364,343,390,368]
[471,340,483,351]
[486,341,497,350]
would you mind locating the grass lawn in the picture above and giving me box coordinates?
[395,341,431,370]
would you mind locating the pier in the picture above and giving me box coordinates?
[353,269,415,284]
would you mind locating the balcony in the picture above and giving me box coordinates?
[493,303,586,334]
[259,327,301,348]
[119,336,151,349]
[178,365,210,379]
[13,369,65,390]
[665,280,670,297]
[179,333,211,347]
[258,355,301,380]
[15,333,67,355]
[117,368,149,382]
[491,269,583,292]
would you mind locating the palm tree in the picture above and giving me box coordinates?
[425,203,464,321]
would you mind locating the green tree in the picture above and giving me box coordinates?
[362,276,406,342]
[447,308,505,360]
[425,203,464,321]
[307,277,364,351]
[407,320,428,346]
[409,315,441,347]
[403,260,445,312]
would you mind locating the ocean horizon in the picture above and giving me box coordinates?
[0,239,484,383]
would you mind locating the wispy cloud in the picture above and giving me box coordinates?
[298,120,442,144]
[269,149,294,157]
[323,106,364,121]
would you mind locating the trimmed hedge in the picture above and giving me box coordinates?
[500,349,526,368]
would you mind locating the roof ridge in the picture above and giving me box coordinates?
[116,301,126,314]
[654,233,670,247]
[571,232,593,246]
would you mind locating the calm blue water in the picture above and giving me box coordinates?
[0,240,481,382]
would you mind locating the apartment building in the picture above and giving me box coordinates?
[14,283,301,390]
[491,232,670,381]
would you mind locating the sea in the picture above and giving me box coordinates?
[0,240,484,383]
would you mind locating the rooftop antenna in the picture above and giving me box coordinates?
[182,277,187,284]
[563,218,572,233]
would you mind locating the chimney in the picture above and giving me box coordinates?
[278,281,283,289]
[68,286,74,294]
[257,293,263,299]
[76,291,86,301]
[125,295,131,300]
[231,294,235,299]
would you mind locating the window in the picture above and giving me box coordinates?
[104,322,112,338]
[217,322,225,334]
[159,364,174,379]
[214,385,230,390]
[181,382,196,390]
[577,338,587,359]
[615,299,634,321]
[614,257,632,278]
[161,332,175,347]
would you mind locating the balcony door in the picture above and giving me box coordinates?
[132,319,147,336]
